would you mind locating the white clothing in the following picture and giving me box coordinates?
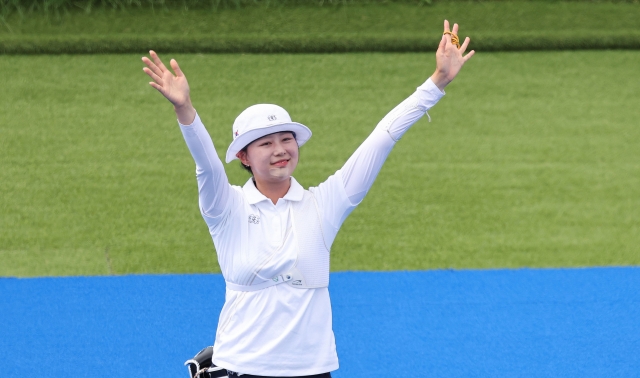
[178,78,444,376]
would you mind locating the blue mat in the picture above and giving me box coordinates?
[1,268,639,377]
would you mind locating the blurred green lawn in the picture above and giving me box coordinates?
[1,51,639,276]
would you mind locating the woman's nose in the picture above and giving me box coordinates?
[273,142,287,155]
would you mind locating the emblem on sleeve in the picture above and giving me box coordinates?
[248,214,260,224]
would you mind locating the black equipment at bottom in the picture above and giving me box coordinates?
[185,347,332,378]
[185,346,228,378]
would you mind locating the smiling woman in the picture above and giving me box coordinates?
[229,103,311,203]
[142,19,473,378]
[237,131,300,191]
[236,130,298,174]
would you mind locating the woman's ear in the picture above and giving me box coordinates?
[236,150,249,166]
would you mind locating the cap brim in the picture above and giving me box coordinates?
[225,122,312,163]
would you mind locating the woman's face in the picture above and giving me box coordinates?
[237,131,299,184]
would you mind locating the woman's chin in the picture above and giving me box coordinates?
[268,167,293,179]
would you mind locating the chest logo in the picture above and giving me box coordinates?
[248,214,260,224]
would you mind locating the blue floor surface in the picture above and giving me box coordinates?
[1,268,639,377]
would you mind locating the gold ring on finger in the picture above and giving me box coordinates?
[443,31,461,49]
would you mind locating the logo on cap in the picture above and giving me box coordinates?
[234,130,239,137]
[267,115,277,121]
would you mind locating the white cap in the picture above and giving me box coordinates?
[226,104,312,163]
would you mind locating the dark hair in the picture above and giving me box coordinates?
[239,145,252,174]
[238,131,297,175]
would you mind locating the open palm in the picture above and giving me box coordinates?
[142,50,190,107]
[431,20,475,91]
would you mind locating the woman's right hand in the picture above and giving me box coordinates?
[142,50,196,124]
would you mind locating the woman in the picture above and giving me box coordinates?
[142,20,473,378]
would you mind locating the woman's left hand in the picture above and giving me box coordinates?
[430,20,475,91]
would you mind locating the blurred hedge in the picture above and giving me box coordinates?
[2,0,639,53]
[2,0,638,14]
[2,31,640,54]
[1,0,428,14]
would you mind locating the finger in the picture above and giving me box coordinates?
[170,59,184,78]
[444,19,450,33]
[142,56,163,78]
[452,23,459,36]
[459,36,470,54]
[463,50,476,62]
[142,67,163,85]
[150,50,169,73]
[149,82,166,96]
[444,31,452,47]
[437,34,446,53]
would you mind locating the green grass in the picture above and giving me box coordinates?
[1,51,639,277]
[2,2,640,53]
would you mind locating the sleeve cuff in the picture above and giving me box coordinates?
[178,112,203,134]
[416,78,445,110]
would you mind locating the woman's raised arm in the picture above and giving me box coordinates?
[142,51,233,221]
[339,20,474,205]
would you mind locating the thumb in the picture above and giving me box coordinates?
[171,59,184,77]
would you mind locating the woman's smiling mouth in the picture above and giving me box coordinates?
[272,159,289,167]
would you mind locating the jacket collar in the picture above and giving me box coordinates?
[242,176,304,205]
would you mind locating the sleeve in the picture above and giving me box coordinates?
[339,77,445,205]
[179,112,234,224]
